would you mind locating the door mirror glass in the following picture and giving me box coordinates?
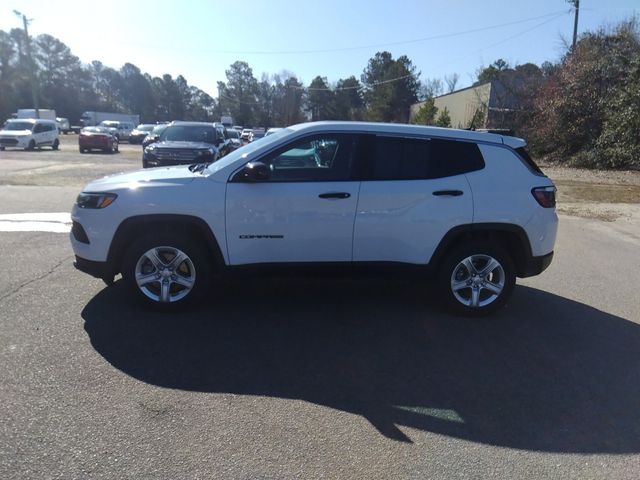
[241,161,271,182]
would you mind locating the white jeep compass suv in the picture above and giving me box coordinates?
[70,121,557,315]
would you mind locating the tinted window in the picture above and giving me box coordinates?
[161,125,216,144]
[260,134,358,182]
[429,139,484,178]
[515,146,544,175]
[368,136,484,180]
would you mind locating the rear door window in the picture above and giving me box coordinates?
[365,136,484,180]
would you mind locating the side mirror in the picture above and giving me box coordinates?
[240,161,270,182]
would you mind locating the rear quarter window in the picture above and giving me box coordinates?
[515,147,545,176]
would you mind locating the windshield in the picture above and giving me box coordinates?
[3,121,34,131]
[100,121,118,127]
[82,126,110,134]
[161,125,216,143]
[151,125,168,135]
[205,127,294,174]
[227,129,239,139]
[136,124,154,131]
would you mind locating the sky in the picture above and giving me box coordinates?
[2,0,638,97]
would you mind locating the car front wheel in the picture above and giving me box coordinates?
[438,242,515,316]
[122,234,211,309]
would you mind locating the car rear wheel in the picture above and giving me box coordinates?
[122,233,211,309]
[438,242,515,316]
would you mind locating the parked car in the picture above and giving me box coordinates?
[0,118,59,151]
[240,128,253,143]
[70,121,558,315]
[226,127,243,151]
[129,124,155,144]
[56,117,71,134]
[78,126,119,153]
[142,121,225,168]
[250,128,266,142]
[98,120,135,141]
[141,124,169,150]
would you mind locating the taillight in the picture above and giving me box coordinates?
[532,186,556,208]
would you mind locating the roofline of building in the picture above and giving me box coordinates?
[433,81,492,100]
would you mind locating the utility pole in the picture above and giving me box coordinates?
[571,0,580,51]
[14,10,39,118]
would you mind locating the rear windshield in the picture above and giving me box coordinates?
[515,147,545,176]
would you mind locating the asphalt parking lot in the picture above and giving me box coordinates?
[1,135,639,479]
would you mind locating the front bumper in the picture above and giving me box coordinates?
[74,256,111,280]
[0,137,27,148]
[143,153,215,168]
[519,251,554,278]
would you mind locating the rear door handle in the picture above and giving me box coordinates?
[432,190,464,197]
[319,192,351,199]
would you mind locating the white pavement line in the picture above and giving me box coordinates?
[0,212,72,233]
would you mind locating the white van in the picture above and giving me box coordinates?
[0,118,60,151]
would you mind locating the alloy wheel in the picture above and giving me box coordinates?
[134,246,196,303]
[450,254,505,308]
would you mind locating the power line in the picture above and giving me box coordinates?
[216,10,570,102]
[118,10,572,57]
[299,11,569,93]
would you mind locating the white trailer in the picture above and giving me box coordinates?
[79,111,140,127]
[16,109,57,120]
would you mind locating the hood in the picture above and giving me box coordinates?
[83,165,198,192]
[149,140,216,150]
[0,129,31,136]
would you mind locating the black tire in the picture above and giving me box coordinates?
[122,232,212,310]
[52,139,59,150]
[0,146,5,151]
[437,241,515,316]
[26,140,35,151]
[113,140,119,153]
[79,147,85,153]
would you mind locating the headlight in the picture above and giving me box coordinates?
[144,145,156,153]
[76,192,117,209]
[196,148,215,156]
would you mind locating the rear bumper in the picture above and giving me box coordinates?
[74,256,111,280]
[80,140,110,148]
[519,251,554,278]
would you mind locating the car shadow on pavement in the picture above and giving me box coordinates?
[82,277,640,452]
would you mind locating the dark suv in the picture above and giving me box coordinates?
[142,121,229,168]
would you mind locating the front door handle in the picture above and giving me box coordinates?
[319,192,351,199]
[432,190,464,197]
